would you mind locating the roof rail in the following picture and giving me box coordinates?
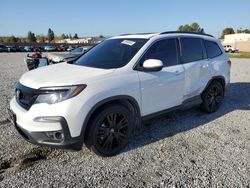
[119,32,156,36]
[160,31,214,38]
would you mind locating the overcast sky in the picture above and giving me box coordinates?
[0,0,250,38]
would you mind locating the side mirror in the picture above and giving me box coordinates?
[142,59,163,72]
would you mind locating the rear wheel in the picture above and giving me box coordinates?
[201,81,224,113]
[85,104,133,157]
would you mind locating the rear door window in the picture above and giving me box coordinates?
[180,37,204,63]
[204,40,222,58]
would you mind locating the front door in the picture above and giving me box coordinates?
[137,38,185,116]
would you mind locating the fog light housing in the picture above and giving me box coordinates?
[45,131,64,142]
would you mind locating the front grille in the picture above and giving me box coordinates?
[15,82,39,110]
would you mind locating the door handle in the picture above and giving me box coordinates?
[200,64,208,68]
[175,70,181,75]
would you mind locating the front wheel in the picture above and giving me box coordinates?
[201,81,224,113]
[85,104,133,157]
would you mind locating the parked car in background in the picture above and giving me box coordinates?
[6,45,20,52]
[57,44,68,51]
[224,45,238,53]
[0,44,8,52]
[24,46,34,52]
[44,45,57,52]
[47,46,92,63]
[67,45,75,51]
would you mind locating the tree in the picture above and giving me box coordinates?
[237,28,250,34]
[36,35,46,43]
[27,31,36,43]
[47,28,55,42]
[69,34,72,39]
[3,35,18,43]
[99,35,104,38]
[220,28,235,39]
[178,22,204,33]
[61,33,66,39]
[73,33,78,39]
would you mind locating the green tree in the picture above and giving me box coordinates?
[47,28,55,42]
[69,34,72,39]
[178,22,204,33]
[61,33,66,39]
[36,35,46,43]
[221,28,235,39]
[237,28,250,34]
[27,31,36,43]
[3,35,18,43]
[73,33,78,39]
[99,35,104,38]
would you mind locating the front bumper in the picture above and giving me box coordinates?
[9,98,83,150]
[14,116,82,150]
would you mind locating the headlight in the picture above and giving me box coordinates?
[35,84,87,104]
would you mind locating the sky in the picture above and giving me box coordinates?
[0,0,250,38]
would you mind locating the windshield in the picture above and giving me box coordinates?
[70,48,83,53]
[73,38,148,69]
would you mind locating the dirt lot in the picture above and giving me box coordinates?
[0,53,249,187]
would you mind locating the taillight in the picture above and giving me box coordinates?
[227,60,232,68]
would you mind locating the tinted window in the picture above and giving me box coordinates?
[181,38,204,63]
[74,38,147,69]
[141,38,178,67]
[205,40,222,58]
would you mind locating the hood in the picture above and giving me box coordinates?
[19,63,115,89]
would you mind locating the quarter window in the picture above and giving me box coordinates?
[140,38,178,67]
[181,38,204,63]
[205,40,222,58]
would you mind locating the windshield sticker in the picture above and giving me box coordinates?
[121,40,136,46]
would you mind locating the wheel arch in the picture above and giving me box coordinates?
[80,95,141,143]
[202,76,226,95]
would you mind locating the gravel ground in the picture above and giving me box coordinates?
[0,53,249,187]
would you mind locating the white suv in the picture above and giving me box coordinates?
[9,32,231,156]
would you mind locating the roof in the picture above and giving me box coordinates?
[111,33,159,39]
[110,31,214,40]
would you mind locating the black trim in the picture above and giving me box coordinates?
[160,31,214,38]
[142,95,202,122]
[14,116,82,150]
[202,76,226,94]
[15,82,40,110]
[78,95,141,141]
[119,32,214,38]
[120,33,156,36]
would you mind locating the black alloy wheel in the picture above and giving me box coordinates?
[201,81,224,113]
[85,104,133,157]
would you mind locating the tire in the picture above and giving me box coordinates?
[85,104,133,157]
[200,81,224,113]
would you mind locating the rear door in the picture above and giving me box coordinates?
[137,38,185,116]
[180,37,211,99]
